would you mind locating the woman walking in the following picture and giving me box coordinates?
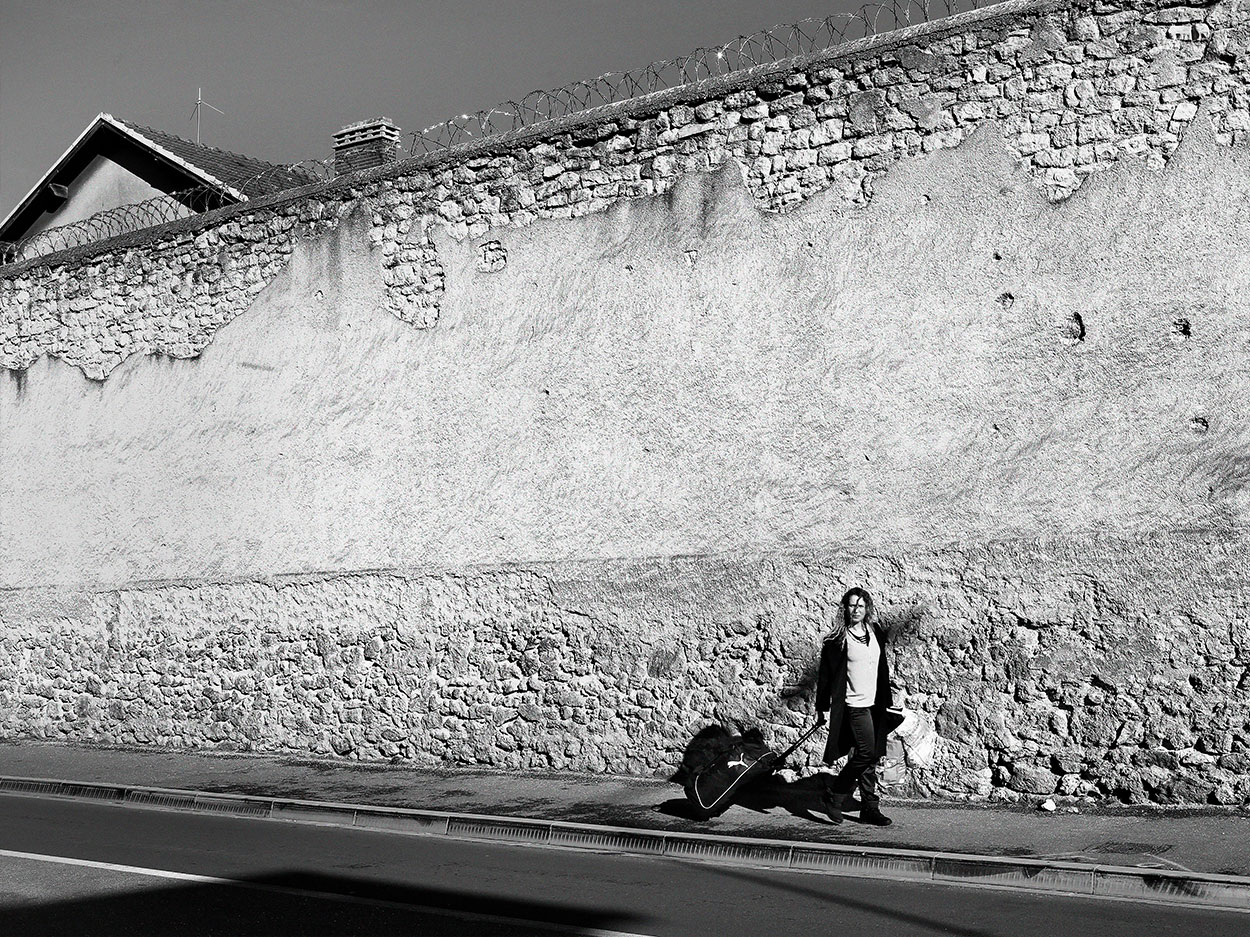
[815,587,895,826]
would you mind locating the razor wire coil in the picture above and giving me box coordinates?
[405,0,989,153]
[0,162,332,266]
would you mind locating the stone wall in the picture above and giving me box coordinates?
[2,530,1247,805]
[4,0,1250,803]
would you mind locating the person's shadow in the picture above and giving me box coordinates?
[662,768,877,824]
[734,772,871,822]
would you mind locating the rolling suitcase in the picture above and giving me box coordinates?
[683,721,825,820]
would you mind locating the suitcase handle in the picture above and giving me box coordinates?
[773,720,825,764]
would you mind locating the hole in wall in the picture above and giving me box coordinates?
[1191,416,1210,434]
[1064,312,1086,343]
[996,291,1015,309]
[477,240,507,273]
[1172,317,1191,340]
[993,251,1003,261]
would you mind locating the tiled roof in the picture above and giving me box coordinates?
[117,119,321,197]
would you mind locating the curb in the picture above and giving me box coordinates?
[3,774,1249,913]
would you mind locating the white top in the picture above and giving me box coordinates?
[844,626,880,707]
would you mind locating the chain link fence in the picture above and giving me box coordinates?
[2,0,994,267]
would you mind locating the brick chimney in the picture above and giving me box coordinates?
[333,117,402,176]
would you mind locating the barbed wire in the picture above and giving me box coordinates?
[0,162,333,266]
[227,159,332,197]
[2,192,200,266]
[1,0,995,267]
[407,0,991,152]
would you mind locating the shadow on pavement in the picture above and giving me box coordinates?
[703,864,1004,937]
[665,722,872,827]
[0,870,641,936]
[657,774,873,825]
[737,774,883,824]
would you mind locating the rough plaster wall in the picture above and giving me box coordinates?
[1,532,1247,804]
[4,122,1250,586]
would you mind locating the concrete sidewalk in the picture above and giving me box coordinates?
[3,740,1248,879]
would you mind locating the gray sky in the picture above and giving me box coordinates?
[1,0,882,216]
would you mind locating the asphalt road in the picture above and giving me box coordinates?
[0,793,1246,936]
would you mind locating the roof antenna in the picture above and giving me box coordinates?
[189,88,224,144]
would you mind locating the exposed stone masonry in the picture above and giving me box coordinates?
[0,193,442,380]
[2,532,1247,804]
[7,0,1250,377]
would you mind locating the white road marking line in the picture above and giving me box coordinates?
[0,848,234,886]
[0,848,657,937]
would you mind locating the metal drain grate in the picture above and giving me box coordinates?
[59,783,124,801]
[191,794,271,818]
[127,790,199,811]
[0,778,63,796]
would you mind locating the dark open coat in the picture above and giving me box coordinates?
[815,625,894,765]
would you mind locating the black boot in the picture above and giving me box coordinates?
[822,790,845,824]
[860,804,892,826]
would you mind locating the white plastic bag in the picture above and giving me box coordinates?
[890,708,937,767]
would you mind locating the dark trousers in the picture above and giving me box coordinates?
[828,706,880,806]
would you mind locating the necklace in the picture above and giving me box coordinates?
[848,623,871,645]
